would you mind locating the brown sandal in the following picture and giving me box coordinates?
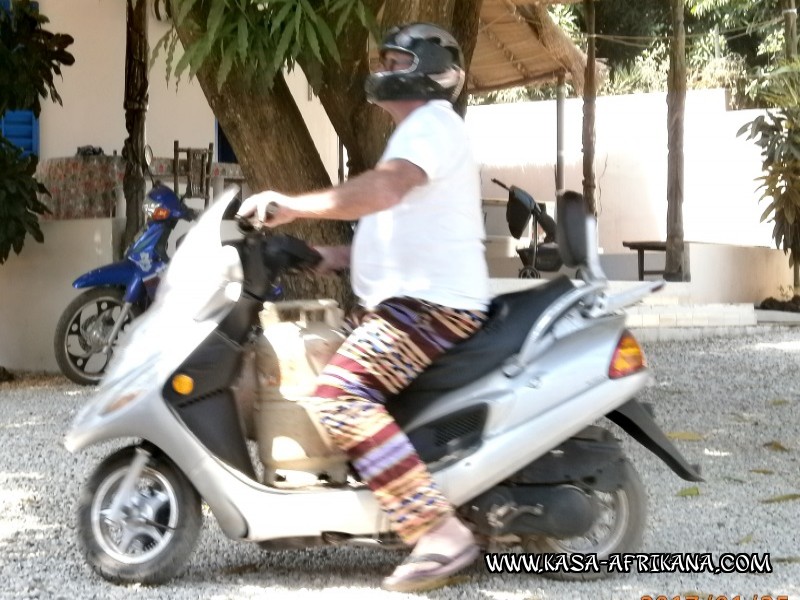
[380,544,480,593]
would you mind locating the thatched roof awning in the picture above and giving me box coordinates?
[470,0,590,94]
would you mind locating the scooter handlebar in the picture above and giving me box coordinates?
[232,217,322,275]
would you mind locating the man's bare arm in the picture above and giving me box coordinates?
[237,159,427,226]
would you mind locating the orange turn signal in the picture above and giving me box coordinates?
[172,374,194,395]
[608,331,646,379]
[150,206,171,221]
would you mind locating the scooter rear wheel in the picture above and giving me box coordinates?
[77,445,202,585]
[521,461,646,581]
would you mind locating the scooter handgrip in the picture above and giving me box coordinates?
[235,214,259,233]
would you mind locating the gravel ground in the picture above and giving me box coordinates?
[1,327,799,600]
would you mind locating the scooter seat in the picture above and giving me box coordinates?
[388,275,575,426]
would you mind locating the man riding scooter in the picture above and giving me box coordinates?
[238,22,489,593]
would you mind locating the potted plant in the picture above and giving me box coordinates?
[738,59,800,289]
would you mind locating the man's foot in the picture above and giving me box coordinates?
[380,516,479,593]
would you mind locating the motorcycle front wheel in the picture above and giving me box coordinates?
[54,287,142,385]
[77,446,202,585]
[522,461,646,581]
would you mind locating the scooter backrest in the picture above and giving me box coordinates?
[556,191,608,283]
[556,191,590,268]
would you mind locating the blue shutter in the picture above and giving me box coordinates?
[1,0,41,156]
[1,111,39,156]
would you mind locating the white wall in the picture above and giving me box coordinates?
[686,242,793,303]
[37,0,214,160]
[466,89,773,254]
[0,219,123,372]
[36,0,340,180]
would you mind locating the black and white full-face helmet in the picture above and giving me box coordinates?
[364,22,466,104]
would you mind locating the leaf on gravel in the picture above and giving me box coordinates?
[731,412,757,423]
[750,468,775,475]
[770,398,791,406]
[737,533,754,545]
[760,493,800,504]
[677,486,700,497]
[775,556,800,564]
[763,440,791,452]
[667,431,705,441]
[722,475,747,484]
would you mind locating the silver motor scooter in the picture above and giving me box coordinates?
[64,187,701,585]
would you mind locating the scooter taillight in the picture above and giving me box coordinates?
[609,330,647,379]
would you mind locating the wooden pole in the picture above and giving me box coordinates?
[785,0,798,60]
[582,0,596,215]
[556,70,566,196]
[665,0,688,281]
[121,0,149,256]
[785,1,799,286]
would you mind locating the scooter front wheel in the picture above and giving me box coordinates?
[77,445,202,585]
[522,461,646,581]
[54,287,142,385]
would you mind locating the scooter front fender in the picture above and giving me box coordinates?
[73,261,136,289]
[608,399,703,482]
[73,261,145,304]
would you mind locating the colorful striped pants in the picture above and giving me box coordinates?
[311,296,487,544]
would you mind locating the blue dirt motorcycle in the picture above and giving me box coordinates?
[54,183,197,385]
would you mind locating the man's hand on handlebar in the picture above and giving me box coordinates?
[236,191,296,228]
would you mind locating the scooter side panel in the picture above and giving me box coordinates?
[504,315,632,428]
[400,313,631,438]
[436,370,651,505]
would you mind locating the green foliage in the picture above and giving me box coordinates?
[0,0,72,264]
[470,0,780,107]
[0,138,50,264]
[0,0,74,116]
[687,0,779,26]
[737,60,800,270]
[154,0,378,92]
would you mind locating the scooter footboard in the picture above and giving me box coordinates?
[607,399,703,482]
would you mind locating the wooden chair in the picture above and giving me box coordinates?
[173,141,214,207]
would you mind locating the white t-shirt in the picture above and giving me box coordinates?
[351,100,490,311]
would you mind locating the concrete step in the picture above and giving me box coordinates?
[624,302,756,328]
[488,277,759,336]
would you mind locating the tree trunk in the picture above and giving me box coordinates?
[665,0,688,281]
[302,0,390,177]
[582,0,597,215]
[175,13,355,309]
[121,0,148,256]
[451,0,483,116]
[175,1,485,309]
